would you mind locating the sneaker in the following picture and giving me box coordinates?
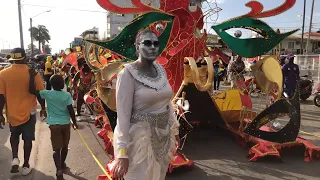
[21,166,32,176]
[10,158,20,173]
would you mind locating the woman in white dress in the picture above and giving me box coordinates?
[111,29,180,180]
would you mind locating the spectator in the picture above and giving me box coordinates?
[44,56,54,90]
[0,48,46,175]
[282,55,300,98]
[29,74,78,180]
[213,59,224,91]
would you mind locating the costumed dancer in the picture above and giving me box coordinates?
[111,30,180,180]
[44,56,54,90]
[73,63,95,116]
[228,55,245,88]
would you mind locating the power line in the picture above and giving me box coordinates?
[22,3,107,13]
[21,5,28,17]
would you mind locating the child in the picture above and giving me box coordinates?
[29,73,78,180]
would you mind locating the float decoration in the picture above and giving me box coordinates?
[85,11,174,61]
[244,83,300,143]
[212,17,298,58]
[250,55,283,100]
[74,1,320,180]
[240,0,296,18]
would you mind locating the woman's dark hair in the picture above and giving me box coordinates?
[82,63,91,73]
[280,56,286,65]
[135,29,156,50]
[50,74,65,90]
[78,57,85,68]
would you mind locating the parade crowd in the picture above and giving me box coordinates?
[0,41,300,180]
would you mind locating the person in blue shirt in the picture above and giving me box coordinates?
[213,60,224,90]
[282,56,300,98]
[29,73,78,180]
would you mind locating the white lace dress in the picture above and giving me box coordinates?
[113,61,179,180]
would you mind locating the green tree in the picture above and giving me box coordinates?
[26,44,40,55]
[29,25,51,52]
[43,44,52,54]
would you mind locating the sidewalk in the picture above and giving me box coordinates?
[0,111,109,180]
[0,112,47,180]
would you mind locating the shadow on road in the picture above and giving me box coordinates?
[167,128,320,180]
[0,123,55,180]
[63,168,88,180]
[0,126,12,180]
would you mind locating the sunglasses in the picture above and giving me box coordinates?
[140,40,160,47]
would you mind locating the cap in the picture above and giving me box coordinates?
[8,48,26,61]
[46,56,53,61]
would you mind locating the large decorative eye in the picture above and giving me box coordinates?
[243,81,301,143]
[85,12,174,61]
[212,17,298,58]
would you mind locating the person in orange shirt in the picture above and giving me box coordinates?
[0,48,46,176]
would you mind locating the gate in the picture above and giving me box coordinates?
[295,55,320,83]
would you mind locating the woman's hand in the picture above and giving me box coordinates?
[111,158,129,179]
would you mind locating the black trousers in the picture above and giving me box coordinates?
[214,75,220,90]
[44,74,52,90]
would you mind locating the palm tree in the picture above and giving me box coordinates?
[29,25,51,52]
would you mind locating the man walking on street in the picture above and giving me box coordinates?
[282,55,300,98]
[0,48,46,175]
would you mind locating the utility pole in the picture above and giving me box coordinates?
[300,0,306,54]
[30,18,33,55]
[18,0,24,49]
[306,0,315,55]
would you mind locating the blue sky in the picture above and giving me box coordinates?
[0,0,319,53]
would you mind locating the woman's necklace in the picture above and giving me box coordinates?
[135,63,158,78]
[142,67,157,78]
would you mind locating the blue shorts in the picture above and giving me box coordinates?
[9,115,36,141]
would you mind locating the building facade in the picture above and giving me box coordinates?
[80,27,99,40]
[278,32,320,54]
[105,0,160,38]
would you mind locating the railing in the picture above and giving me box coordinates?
[295,55,320,83]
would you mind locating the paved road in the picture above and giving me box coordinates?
[1,88,320,180]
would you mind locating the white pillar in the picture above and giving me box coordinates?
[313,57,315,70]
[318,55,320,83]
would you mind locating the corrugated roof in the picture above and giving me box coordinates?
[287,33,320,40]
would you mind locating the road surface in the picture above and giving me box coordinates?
[1,87,320,180]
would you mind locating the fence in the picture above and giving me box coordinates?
[295,55,320,83]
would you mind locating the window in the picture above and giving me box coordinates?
[288,42,294,49]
